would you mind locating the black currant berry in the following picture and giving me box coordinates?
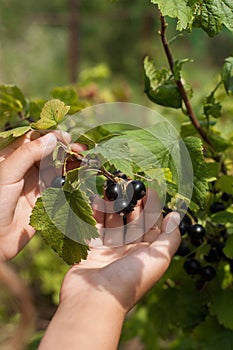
[162,207,173,217]
[175,239,190,257]
[114,170,128,180]
[113,197,133,215]
[190,237,204,247]
[221,192,231,202]
[188,224,206,240]
[105,183,123,201]
[126,180,146,201]
[210,201,225,214]
[183,258,201,275]
[219,226,228,241]
[51,175,65,188]
[179,215,192,236]
[201,265,216,281]
[204,248,220,263]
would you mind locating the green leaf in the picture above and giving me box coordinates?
[50,86,83,114]
[151,0,233,36]
[192,2,223,37]
[123,125,195,202]
[144,56,182,109]
[223,235,233,259]
[193,316,233,350]
[221,57,233,95]
[30,197,89,265]
[203,94,222,118]
[40,188,99,245]
[27,99,46,122]
[211,210,233,224]
[85,136,131,163]
[210,289,233,329]
[0,84,27,114]
[215,175,233,195]
[150,0,193,31]
[183,137,208,208]
[0,126,31,150]
[31,99,70,130]
[75,125,121,149]
[173,58,193,81]
[208,128,230,152]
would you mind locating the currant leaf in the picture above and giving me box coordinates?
[31,99,70,130]
[30,197,89,265]
[0,126,31,150]
[223,235,233,259]
[210,289,233,330]
[40,188,99,245]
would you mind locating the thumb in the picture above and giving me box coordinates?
[0,133,57,185]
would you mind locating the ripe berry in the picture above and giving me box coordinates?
[113,197,133,215]
[204,248,220,263]
[184,258,201,275]
[175,239,190,256]
[221,192,231,202]
[179,215,192,236]
[51,175,65,188]
[201,265,216,281]
[188,224,206,240]
[105,183,122,201]
[114,170,128,180]
[162,207,172,217]
[210,201,225,214]
[190,237,204,247]
[126,180,146,201]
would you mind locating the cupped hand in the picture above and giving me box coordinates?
[60,189,181,314]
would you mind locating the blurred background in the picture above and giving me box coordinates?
[0,0,232,103]
[0,1,232,349]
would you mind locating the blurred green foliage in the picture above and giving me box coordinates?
[0,1,233,349]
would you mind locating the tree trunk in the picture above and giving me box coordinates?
[67,0,80,83]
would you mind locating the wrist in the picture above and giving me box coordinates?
[39,286,126,350]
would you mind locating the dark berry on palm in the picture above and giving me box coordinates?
[188,224,205,239]
[210,201,225,214]
[51,175,65,188]
[114,197,132,215]
[201,265,216,281]
[184,258,201,275]
[127,180,146,201]
[106,183,122,201]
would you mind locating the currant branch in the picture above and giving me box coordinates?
[159,13,214,150]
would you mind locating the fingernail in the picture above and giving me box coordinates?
[40,133,57,147]
[165,211,180,234]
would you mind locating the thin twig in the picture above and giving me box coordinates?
[159,13,213,149]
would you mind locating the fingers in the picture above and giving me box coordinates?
[115,211,181,308]
[0,133,57,185]
[90,195,105,247]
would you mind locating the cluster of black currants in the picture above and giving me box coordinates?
[183,258,216,290]
[105,171,146,216]
[50,171,147,216]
